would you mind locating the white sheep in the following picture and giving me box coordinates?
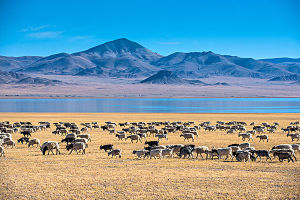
[180,133,194,142]
[238,133,253,141]
[216,147,233,160]
[194,146,209,158]
[67,142,87,154]
[161,148,173,158]
[28,138,40,148]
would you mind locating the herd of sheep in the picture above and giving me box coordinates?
[0,120,299,163]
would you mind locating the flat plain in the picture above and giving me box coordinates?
[0,113,300,199]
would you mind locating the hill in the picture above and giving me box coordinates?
[0,70,62,85]
[268,74,300,82]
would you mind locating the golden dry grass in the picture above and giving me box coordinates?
[0,113,300,200]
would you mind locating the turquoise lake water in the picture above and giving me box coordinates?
[0,98,300,113]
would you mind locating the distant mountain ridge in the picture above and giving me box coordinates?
[268,74,300,81]
[0,70,62,85]
[1,38,299,80]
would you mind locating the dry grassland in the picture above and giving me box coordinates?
[0,113,300,199]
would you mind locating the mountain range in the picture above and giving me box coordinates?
[1,38,299,84]
[0,70,62,85]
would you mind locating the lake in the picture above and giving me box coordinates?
[0,98,300,113]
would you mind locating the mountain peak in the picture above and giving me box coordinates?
[82,38,145,55]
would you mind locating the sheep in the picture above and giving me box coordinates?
[167,144,184,155]
[66,142,87,154]
[194,146,209,159]
[216,147,233,160]
[178,146,194,159]
[147,149,162,159]
[0,146,5,157]
[271,149,297,162]
[271,144,293,151]
[227,129,236,134]
[17,137,29,144]
[100,144,113,152]
[161,148,173,158]
[137,132,147,140]
[205,149,219,160]
[40,141,60,155]
[116,133,126,140]
[126,134,142,143]
[77,134,91,142]
[291,144,300,153]
[74,138,88,145]
[108,149,122,158]
[235,150,251,162]
[247,130,256,135]
[239,143,251,150]
[244,147,255,151]
[286,133,300,141]
[145,141,159,147]
[229,146,241,156]
[273,151,294,162]
[133,150,147,158]
[28,138,40,148]
[256,135,269,142]
[61,137,75,145]
[155,133,168,141]
[238,133,253,141]
[252,150,272,161]
[180,133,194,142]
[3,140,15,148]
[65,133,77,139]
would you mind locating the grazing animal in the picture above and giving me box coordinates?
[216,147,233,160]
[287,133,300,141]
[194,146,209,158]
[256,135,269,142]
[77,134,91,142]
[100,144,113,152]
[28,138,40,148]
[40,141,60,155]
[238,133,253,141]
[253,150,272,161]
[271,144,293,151]
[180,133,194,142]
[178,146,194,159]
[145,141,159,147]
[116,133,126,140]
[17,137,29,144]
[235,150,251,162]
[66,142,87,154]
[155,133,168,141]
[239,143,251,150]
[273,152,294,162]
[147,149,162,159]
[108,149,122,158]
[21,131,31,137]
[205,149,219,160]
[126,134,142,143]
[291,144,300,153]
[133,150,147,158]
[161,148,173,158]
[61,137,75,145]
[3,140,15,148]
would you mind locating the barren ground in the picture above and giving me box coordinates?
[0,113,299,199]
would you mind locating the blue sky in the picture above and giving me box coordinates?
[0,0,299,58]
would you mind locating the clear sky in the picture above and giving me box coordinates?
[0,0,299,58]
